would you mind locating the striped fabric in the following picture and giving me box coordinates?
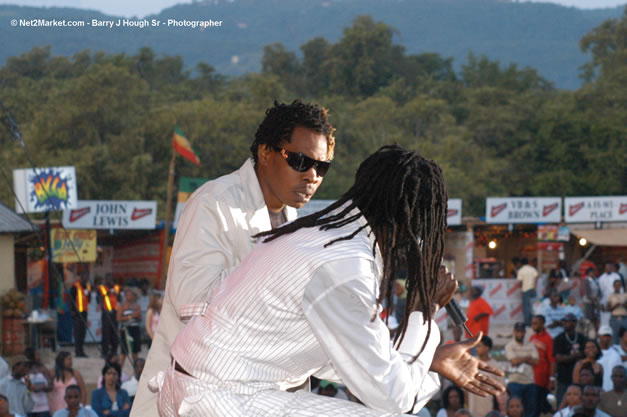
[155,209,440,416]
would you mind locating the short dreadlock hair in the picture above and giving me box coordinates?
[256,145,448,357]
[250,99,335,163]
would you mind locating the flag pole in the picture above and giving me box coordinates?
[160,148,176,289]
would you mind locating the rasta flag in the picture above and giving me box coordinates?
[172,126,201,166]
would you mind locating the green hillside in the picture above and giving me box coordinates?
[0,0,623,89]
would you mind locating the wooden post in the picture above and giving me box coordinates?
[160,151,176,289]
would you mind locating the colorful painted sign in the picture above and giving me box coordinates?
[51,229,97,263]
[564,196,627,223]
[62,201,157,230]
[13,167,78,213]
[486,197,561,224]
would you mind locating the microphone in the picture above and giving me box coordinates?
[445,298,473,337]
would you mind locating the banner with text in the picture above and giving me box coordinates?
[486,197,561,224]
[447,198,462,226]
[52,229,97,263]
[13,166,78,213]
[62,200,157,230]
[564,196,627,223]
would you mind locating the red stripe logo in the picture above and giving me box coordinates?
[489,283,503,298]
[131,208,152,221]
[543,203,558,217]
[491,203,507,218]
[447,209,458,218]
[506,281,521,296]
[494,305,506,317]
[510,304,523,318]
[569,202,584,217]
[620,203,627,215]
[69,207,90,222]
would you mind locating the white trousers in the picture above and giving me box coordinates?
[152,365,413,417]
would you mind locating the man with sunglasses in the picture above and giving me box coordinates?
[132,99,335,416]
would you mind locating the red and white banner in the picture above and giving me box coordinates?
[447,198,462,226]
[564,196,627,223]
[486,197,561,224]
[62,200,157,230]
[473,278,522,324]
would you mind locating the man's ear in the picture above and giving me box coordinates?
[257,144,272,167]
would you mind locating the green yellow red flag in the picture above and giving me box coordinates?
[172,126,201,166]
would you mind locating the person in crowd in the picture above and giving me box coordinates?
[553,385,583,417]
[24,348,52,417]
[505,322,539,417]
[0,358,8,388]
[597,326,622,392]
[97,277,120,359]
[0,393,23,417]
[570,386,611,417]
[144,293,161,342]
[47,353,85,416]
[543,270,561,298]
[565,295,583,321]
[606,280,627,345]
[91,364,130,417]
[0,362,33,417]
[554,313,587,406]
[583,268,601,331]
[578,365,601,388]
[51,385,96,417]
[530,315,555,416]
[69,273,91,358]
[467,286,493,337]
[96,355,129,389]
[517,258,538,326]
[152,146,505,415]
[543,289,567,339]
[117,287,142,366]
[467,336,506,417]
[454,409,473,417]
[133,99,337,417]
[599,263,622,327]
[436,386,465,417]
[573,340,603,386]
[120,359,144,404]
[598,365,625,417]
[505,396,524,417]
[611,327,627,366]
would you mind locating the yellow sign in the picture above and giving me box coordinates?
[52,229,97,263]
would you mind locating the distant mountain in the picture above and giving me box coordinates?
[1,0,623,89]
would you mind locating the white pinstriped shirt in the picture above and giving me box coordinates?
[162,209,441,416]
[132,159,296,417]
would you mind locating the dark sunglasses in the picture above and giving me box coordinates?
[272,146,331,177]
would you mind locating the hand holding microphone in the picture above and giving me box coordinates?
[437,265,472,337]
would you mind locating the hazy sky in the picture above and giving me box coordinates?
[0,0,625,18]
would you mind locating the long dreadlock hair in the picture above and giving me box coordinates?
[256,145,448,358]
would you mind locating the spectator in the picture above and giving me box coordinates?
[579,365,601,388]
[573,340,604,386]
[598,365,625,417]
[120,359,144,403]
[117,288,142,366]
[606,280,627,345]
[611,327,627,366]
[543,289,567,339]
[91,363,130,417]
[530,315,555,415]
[96,355,129,389]
[0,362,33,417]
[467,336,505,417]
[505,396,524,417]
[554,313,587,406]
[599,263,621,327]
[24,347,52,417]
[436,386,465,417]
[583,268,601,330]
[564,295,584,321]
[553,385,582,417]
[0,393,23,417]
[47,353,86,416]
[517,258,538,326]
[597,326,622,392]
[467,286,493,337]
[505,322,539,417]
[571,386,611,417]
[144,294,162,342]
[543,270,562,299]
[51,385,96,417]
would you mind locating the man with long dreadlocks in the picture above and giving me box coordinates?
[153,145,505,417]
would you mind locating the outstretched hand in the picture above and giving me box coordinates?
[430,332,505,397]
